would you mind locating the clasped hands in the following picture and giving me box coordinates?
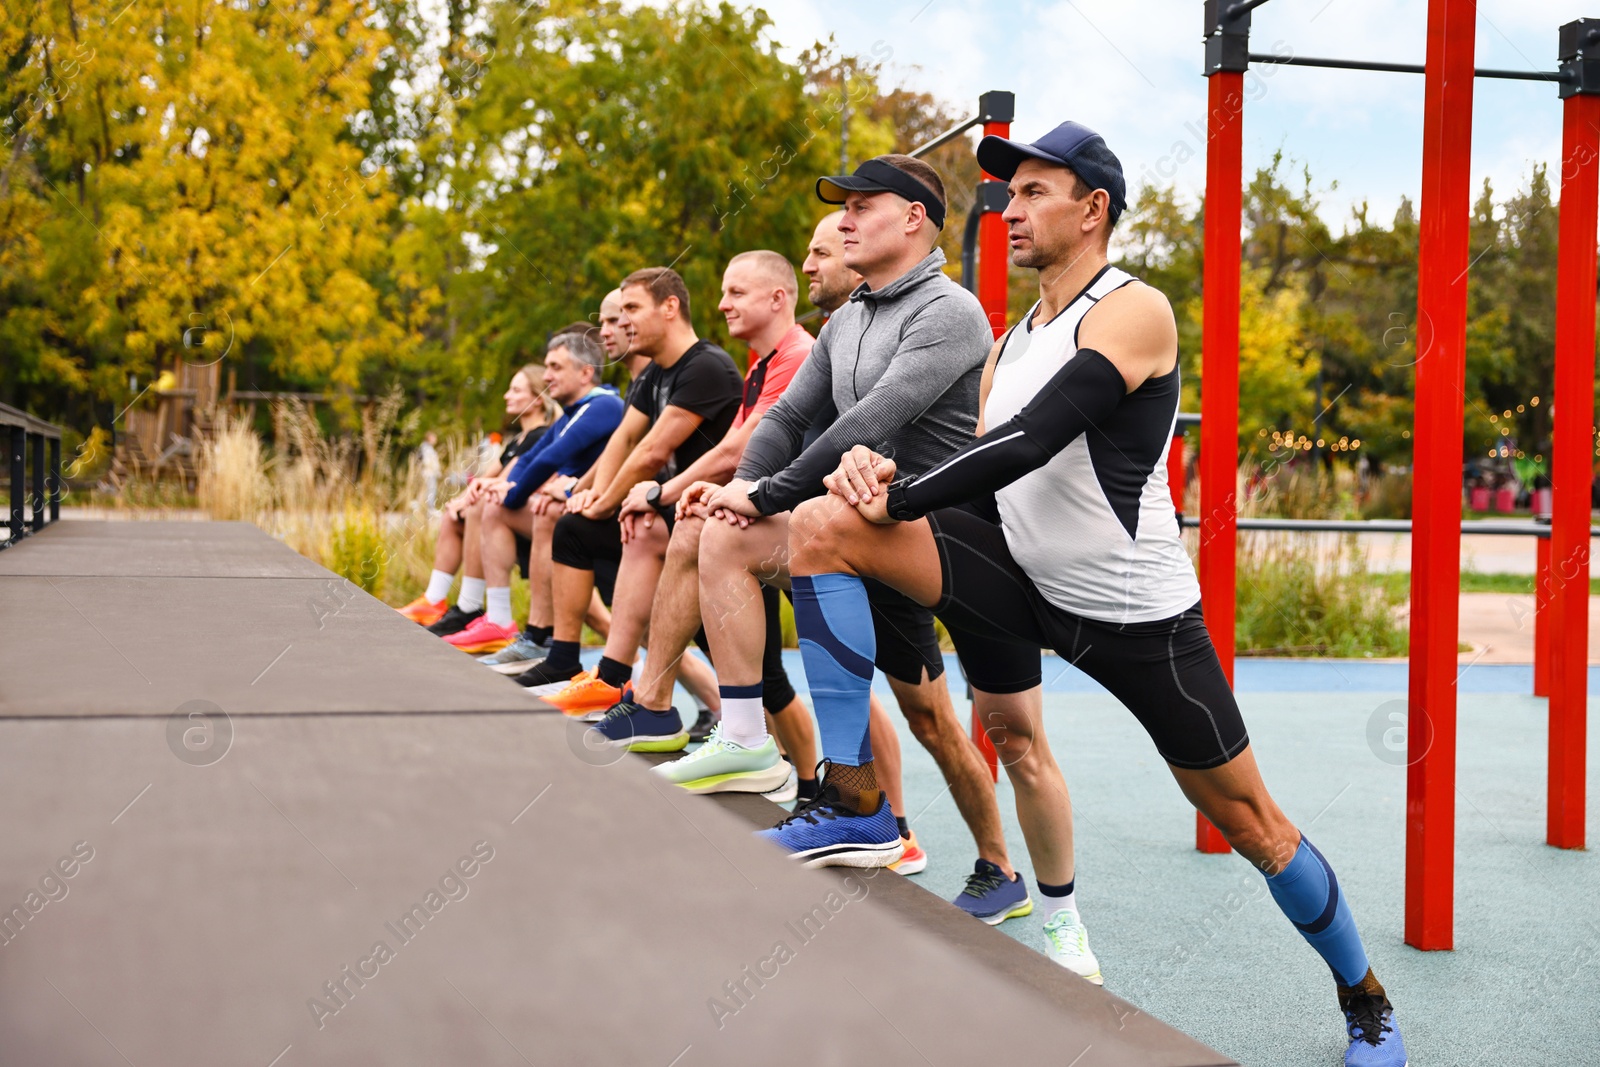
[680,445,901,530]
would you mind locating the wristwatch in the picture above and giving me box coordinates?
[885,480,918,522]
[644,483,664,511]
[747,477,772,516]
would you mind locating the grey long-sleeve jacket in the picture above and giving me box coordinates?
[738,249,993,515]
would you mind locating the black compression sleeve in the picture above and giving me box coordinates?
[885,347,1127,521]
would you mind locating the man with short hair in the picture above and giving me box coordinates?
[784,122,1407,1059]
[548,252,813,728]
[654,155,1035,922]
[514,268,743,694]
[449,329,626,654]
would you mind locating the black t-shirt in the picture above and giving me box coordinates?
[627,340,742,479]
[498,424,545,468]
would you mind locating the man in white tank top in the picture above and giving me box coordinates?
[778,122,1408,1067]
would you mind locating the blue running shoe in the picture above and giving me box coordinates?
[586,701,688,753]
[1340,974,1407,1066]
[952,859,1033,924]
[756,783,904,869]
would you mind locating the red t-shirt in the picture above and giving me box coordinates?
[733,323,813,429]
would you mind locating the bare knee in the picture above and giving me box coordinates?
[893,687,947,749]
[790,495,855,575]
[623,520,668,562]
[699,516,741,572]
[667,515,704,565]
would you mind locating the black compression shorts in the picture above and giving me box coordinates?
[761,584,797,712]
[924,504,1249,770]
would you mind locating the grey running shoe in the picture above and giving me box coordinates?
[479,633,548,674]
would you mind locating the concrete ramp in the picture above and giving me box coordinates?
[0,522,1234,1066]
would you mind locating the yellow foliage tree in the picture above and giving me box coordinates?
[1185,266,1316,457]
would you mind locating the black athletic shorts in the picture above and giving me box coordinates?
[863,577,945,687]
[551,512,621,571]
[924,505,1249,770]
[751,579,941,693]
[548,512,632,605]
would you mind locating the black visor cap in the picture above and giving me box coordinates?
[815,158,946,230]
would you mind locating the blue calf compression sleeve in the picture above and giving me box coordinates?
[1263,836,1371,987]
[790,574,875,767]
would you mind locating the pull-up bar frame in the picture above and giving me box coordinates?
[1200,0,1600,952]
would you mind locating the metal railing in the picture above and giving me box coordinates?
[0,402,63,548]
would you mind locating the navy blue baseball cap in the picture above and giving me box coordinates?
[977,121,1127,223]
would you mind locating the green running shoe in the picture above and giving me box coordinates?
[650,725,791,793]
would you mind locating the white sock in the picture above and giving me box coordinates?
[1042,887,1079,923]
[458,576,486,612]
[718,693,767,749]
[424,569,454,603]
[485,586,513,627]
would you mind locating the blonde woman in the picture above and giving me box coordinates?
[397,361,562,632]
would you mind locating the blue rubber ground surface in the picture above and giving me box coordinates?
[650,654,1600,1066]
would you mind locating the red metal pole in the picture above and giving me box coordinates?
[970,108,1013,779]
[1167,429,1187,512]
[1534,534,1552,696]
[978,119,1011,338]
[1406,0,1475,952]
[1198,71,1244,856]
[1547,90,1600,850]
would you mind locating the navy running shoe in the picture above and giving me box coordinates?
[756,784,904,869]
[1340,976,1407,1066]
[952,859,1033,924]
[586,702,688,753]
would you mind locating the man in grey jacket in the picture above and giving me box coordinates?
[654,155,1041,924]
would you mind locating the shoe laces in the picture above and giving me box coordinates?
[1043,912,1087,954]
[772,785,844,830]
[1342,992,1393,1047]
[680,723,732,762]
[597,702,636,724]
[960,864,1007,899]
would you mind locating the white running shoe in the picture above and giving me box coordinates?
[650,725,791,793]
[761,765,799,804]
[1042,910,1103,985]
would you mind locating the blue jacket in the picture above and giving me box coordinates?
[501,388,625,509]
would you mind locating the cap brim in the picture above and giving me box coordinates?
[816,174,896,204]
[976,135,1067,181]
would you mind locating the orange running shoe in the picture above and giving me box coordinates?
[889,830,928,875]
[546,672,628,719]
[397,595,449,626]
[443,615,519,654]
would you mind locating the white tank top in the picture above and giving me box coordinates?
[986,265,1200,624]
